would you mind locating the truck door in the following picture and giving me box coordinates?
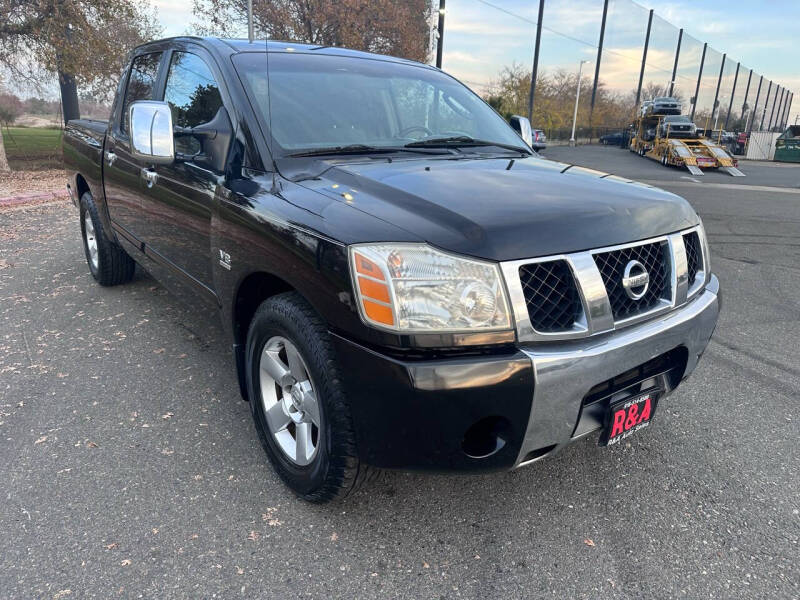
[103,51,164,244]
[137,48,225,301]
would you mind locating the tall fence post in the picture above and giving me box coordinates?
[669,29,682,97]
[724,62,739,130]
[740,69,752,126]
[527,0,545,121]
[589,0,609,130]
[767,87,786,131]
[748,76,763,132]
[772,88,785,132]
[784,93,794,129]
[635,10,654,107]
[780,89,789,129]
[435,0,446,69]
[759,81,772,130]
[779,91,789,129]
[690,43,707,121]
[711,53,726,128]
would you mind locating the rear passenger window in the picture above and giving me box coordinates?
[121,52,162,134]
[163,52,223,155]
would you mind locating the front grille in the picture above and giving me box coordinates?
[519,260,582,332]
[593,241,670,320]
[683,231,702,287]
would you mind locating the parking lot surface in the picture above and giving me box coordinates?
[1,148,798,599]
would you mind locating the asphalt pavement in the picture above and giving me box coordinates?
[1,148,798,598]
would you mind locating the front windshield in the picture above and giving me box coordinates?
[664,116,690,123]
[233,52,528,156]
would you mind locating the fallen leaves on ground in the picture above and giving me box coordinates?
[0,169,67,197]
[262,507,282,527]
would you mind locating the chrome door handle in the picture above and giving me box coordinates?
[141,168,158,188]
[105,151,117,167]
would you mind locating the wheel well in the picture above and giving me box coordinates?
[232,272,295,401]
[75,174,90,200]
[233,272,295,346]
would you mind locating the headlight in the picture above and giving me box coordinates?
[349,244,512,333]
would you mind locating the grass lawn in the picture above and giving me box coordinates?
[3,126,64,170]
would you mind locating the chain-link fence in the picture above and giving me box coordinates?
[435,0,794,141]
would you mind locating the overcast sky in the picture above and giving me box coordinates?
[146,0,795,124]
[7,0,796,125]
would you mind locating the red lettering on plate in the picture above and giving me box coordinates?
[624,403,640,430]
[638,398,652,424]
[610,409,626,438]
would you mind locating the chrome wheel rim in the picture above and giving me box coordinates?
[258,336,320,466]
[83,212,99,270]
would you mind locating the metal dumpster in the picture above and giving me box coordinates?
[774,126,800,163]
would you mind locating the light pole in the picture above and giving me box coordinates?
[570,60,591,147]
[247,0,254,43]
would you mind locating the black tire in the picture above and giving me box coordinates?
[245,292,375,502]
[79,191,135,286]
[661,153,668,166]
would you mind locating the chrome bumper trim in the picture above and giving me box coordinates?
[515,274,719,467]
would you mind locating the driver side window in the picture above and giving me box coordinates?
[163,51,223,155]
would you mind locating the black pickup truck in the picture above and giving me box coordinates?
[63,37,719,502]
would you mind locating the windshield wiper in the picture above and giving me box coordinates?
[287,144,449,158]
[404,136,531,154]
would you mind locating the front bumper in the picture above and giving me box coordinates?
[333,275,719,472]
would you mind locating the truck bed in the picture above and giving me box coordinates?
[63,119,108,205]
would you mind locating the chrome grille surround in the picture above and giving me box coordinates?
[682,227,708,299]
[500,226,708,342]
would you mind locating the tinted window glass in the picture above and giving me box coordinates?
[121,52,162,134]
[233,53,527,156]
[164,52,223,155]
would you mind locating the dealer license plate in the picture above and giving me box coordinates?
[599,391,658,446]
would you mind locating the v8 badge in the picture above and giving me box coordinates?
[219,249,232,270]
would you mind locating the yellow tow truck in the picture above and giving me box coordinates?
[629,109,745,177]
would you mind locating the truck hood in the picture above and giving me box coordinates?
[296,155,699,261]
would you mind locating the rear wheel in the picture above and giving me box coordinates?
[80,191,135,286]
[245,292,375,502]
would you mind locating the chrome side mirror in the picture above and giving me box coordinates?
[129,101,174,163]
[509,115,533,147]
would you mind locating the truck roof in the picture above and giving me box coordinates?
[134,36,430,69]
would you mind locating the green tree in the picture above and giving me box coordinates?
[0,91,24,127]
[191,0,434,63]
[0,0,161,126]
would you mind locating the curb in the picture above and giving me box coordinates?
[0,190,69,208]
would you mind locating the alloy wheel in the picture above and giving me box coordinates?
[83,211,99,270]
[258,336,321,466]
